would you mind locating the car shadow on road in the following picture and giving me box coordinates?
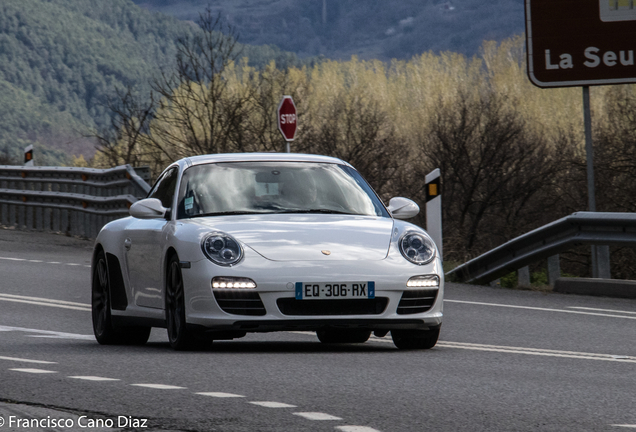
[142,340,398,354]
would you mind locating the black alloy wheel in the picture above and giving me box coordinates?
[391,325,441,350]
[316,329,372,344]
[166,255,199,350]
[92,250,150,345]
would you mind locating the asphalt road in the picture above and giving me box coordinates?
[0,228,635,432]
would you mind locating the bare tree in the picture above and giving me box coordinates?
[298,92,408,197]
[93,9,252,176]
[419,92,571,262]
[91,85,156,168]
[146,10,249,161]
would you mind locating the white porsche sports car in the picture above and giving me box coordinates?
[91,153,443,350]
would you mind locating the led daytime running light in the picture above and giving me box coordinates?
[212,277,257,289]
[406,275,440,288]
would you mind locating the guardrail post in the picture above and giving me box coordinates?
[548,255,560,286]
[594,245,611,279]
[26,206,34,230]
[8,204,16,227]
[18,205,25,229]
[44,208,52,231]
[518,266,531,287]
[1,204,7,226]
[60,209,68,234]
[35,207,43,231]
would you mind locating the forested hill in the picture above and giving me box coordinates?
[0,0,303,164]
[133,0,525,60]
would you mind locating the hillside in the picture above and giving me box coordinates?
[133,0,526,60]
[0,0,304,164]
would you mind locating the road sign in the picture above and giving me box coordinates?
[24,145,33,166]
[525,0,636,88]
[277,96,297,142]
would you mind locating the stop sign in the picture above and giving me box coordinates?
[277,96,297,141]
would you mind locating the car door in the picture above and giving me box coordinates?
[125,167,178,309]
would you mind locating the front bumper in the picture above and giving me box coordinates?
[181,247,444,332]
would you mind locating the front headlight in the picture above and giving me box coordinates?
[399,231,436,265]
[201,232,243,266]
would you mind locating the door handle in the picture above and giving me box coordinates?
[124,238,132,251]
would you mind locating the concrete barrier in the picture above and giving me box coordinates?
[553,277,636,299]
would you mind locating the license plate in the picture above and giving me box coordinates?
[295,282,375,300]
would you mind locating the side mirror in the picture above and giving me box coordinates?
[130,198,167,219]
[388,197,419,220]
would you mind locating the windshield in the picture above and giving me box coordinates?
[176,161,389,219]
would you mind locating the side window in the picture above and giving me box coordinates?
[148,168,178,209]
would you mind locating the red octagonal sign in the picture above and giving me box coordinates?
[277,95,297,141]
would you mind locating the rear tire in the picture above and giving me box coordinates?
[92,250,150,345]
[316,329,371,344]
[391,326,440,350]
[166,254,199,350]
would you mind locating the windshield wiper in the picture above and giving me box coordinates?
[274,209,357,215]
[190,211,266,218]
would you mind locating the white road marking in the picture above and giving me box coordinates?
[294,412,343,421]
[0,293,89,308]
[0,325,93,340]
[68,376,120,381]
[9,368,57,374]
[250,401,296,408]
[0,356,57,364]
[0,295,91,311]
[368,335,636,363]
[438,341,636,363]
[445,299,636,320]
[336,427,382,432]
[196,392,245,398]
[0,256,88,267]
[569,306,636,315]
[131,384,186,390]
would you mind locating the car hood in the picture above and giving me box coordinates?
[189,214,394,261]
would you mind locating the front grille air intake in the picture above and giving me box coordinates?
[397,289,439,314]
[214,290,266,316]
[277,298,388,316]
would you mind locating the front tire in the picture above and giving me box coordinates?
[166,255,198,350]
[391,326,440,350]
[92,250,150,345]
[316,329,371,344]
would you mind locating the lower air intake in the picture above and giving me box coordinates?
[214,290,266,316]
[396,289,439,314]
[277,298,388,316]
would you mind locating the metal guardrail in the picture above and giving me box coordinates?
[0,165,150,239]
[447,212,636,285]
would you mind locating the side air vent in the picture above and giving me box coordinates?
[396,289,438,315]
[106,253,127,311]
[213,290,266,316]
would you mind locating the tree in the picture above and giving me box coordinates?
[419,92,571,262]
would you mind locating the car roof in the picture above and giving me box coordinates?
[183,153,350,167]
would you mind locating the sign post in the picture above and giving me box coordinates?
[277,96,297,153]
[425,169,442,261]
[524,0,634,278]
